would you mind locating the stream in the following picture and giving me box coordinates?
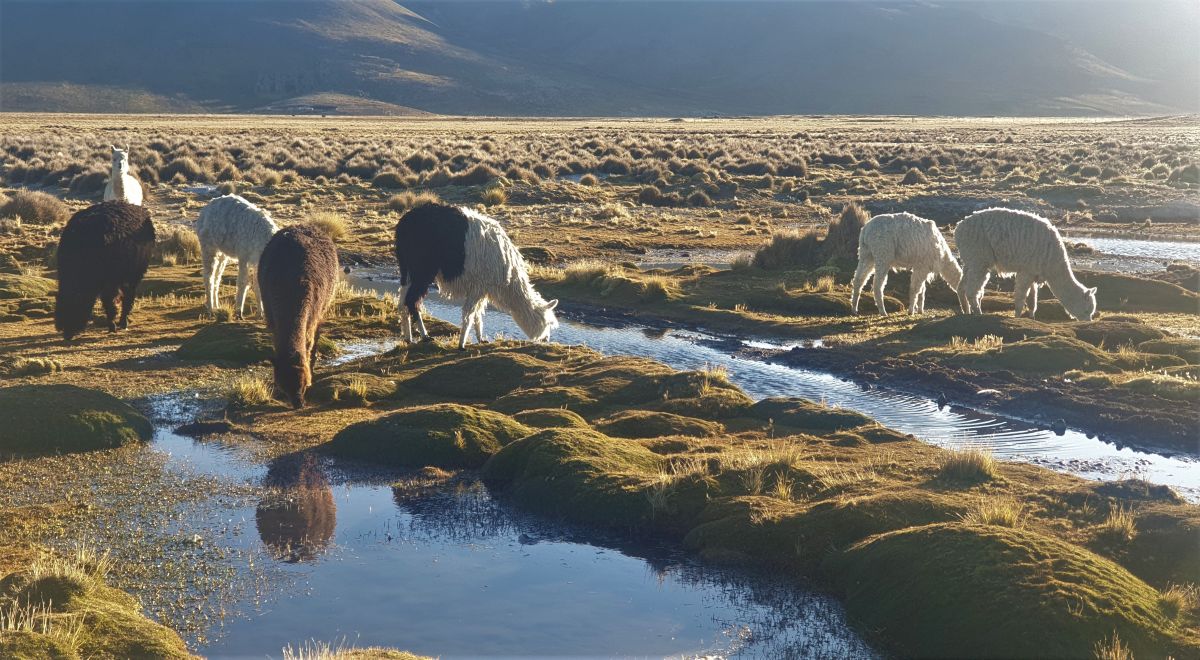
[348,273,1199,501]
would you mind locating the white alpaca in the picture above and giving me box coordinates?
[954,208,1097,320]
[851,212,963,316]
[395,205,558,349]
[103,147,143,206]
[195,195,279,318]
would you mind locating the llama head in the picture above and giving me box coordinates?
[54,289,93,341]
[272,351,311,409]
[1064,285,1098,321]
[522,298,559,342]
[940,252,964,292]
[111,146,130,173]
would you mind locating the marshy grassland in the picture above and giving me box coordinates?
[0,114,1197,657]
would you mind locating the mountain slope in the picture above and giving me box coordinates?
[0,0,1194,116]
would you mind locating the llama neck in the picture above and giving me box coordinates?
[490,274,546,338]
[111,160,126,200]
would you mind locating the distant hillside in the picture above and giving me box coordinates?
[1,0,1195,116]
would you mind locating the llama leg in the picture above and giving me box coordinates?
[101,286,120,332]
[250,269,264,318]
[201,248,218,311]
[872,267,890,316]
[959,269,988,315]
[235,261,250,319]
[1026,282,1039,319]
[1013,274,1034,318]
[404,277,434,340]
[474,308,486,344]
[459,304,473,350]
[972,273,991,314]
[397,285,413,342]
[413,304,430,339]
[908,271,927,315]
[918,285,928,314]
[212,256,230,312]
[850,259,873,315]
[118,281,136,329]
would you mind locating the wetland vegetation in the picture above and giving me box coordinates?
[0,114,1197,657]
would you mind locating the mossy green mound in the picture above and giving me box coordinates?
[595,410,724,439]
[511,408,591,429]
[960,335,1116,373]
[406,352,553,399]
[0,273,55,300]
[492,386,598,414]
[482,428,664,528]
[309,372,397,405]
[1072,319,1165,347]
[750,397,873,431]
[176,323,273,364]
[649,387,754,419]
[1138,337,1200,364]
[829,523,1187,659]
[1078,271,1200,313]
[911,314,1058,342]
[177,323,337,364]
[553,357,675,403]
[0,384,152,457]
[0,566,193,659]
[324,404,531,468]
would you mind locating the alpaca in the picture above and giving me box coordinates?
[195,195,278,318]
[102,147,144,206]
[851,212,963,316]
[394,203,558,348]
[257,224,339,408]
[54,201,155,340]
[954,208,1097,320]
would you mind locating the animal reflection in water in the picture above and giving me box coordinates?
[255,454,336,562]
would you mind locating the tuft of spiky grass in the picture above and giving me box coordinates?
[227,374,273,407]
[480,186,508,206]
[0,598,85,653]
[154,226,202,265]
[1,356,62,377]
[578,173,599,186]
[0,190,70,225]
[1158,583,1198,620]
[739,467,765,495]
[960,497,1024,527]
[387,190,442,213]
[771,471,795,500]
[1096,504,1138,542]
[939,447,998,482]
[638,274,681,301]
[309,212,349,242]
[1091,630,1132,660]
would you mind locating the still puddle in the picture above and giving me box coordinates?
[348,273,1199,500]
[140,394,874,657]
[1065,235,1200,264]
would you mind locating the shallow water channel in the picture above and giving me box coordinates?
[349,273,1199,500]
[142,395,873,657]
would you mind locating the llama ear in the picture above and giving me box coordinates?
[546,299,559,310]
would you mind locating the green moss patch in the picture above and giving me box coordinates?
[0,273,55,300]
[482,428,664,528]
[956,335,1117,373]
[177,322,337,364]
[910,314,1059,343]
[1138,337,1200,364]
[1078,271,1200,313]
[1072,319,1165,347]
[595,410,724,439]
[324,404,531,468]
[648,387,754,419]
[829,523,1185,658]
[309,372,397,405]
[511,408,591,429]
[492,386,598,414]
[0,384,151,457]
[406,352,554,399]
[750,397,873,431]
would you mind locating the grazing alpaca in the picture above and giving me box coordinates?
[954,208,1097,320]
[851,212,963,316]
[257,224,338,408]
[394,203,558,348]
[55,201,155,340]
[102,147,144,206]
[195,195,279,318]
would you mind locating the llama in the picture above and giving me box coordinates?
[102,147,144,206]
[954,208,1097,320]
[55,201,155,340]
[394,203,558,349]
[851,212,963,316]
[195,195,279,318]
[257,223,338,408]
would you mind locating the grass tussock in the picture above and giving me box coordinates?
[959,497,1024,527]
[480,186,508,206]
[939,447,999,483]
[226,374,274,407]
[386,190,441,213]
[0,191,70,225]
[308,212,349,242]
[1092,631,1133,660]
[1096,504,1138,542]
[153,226,202,265]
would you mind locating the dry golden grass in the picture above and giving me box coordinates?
[939,447,998,482]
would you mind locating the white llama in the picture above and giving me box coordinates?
[851,212,963,316]
[954,208,1097,320]
[103,146,144,205]
[195,195,279,318]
